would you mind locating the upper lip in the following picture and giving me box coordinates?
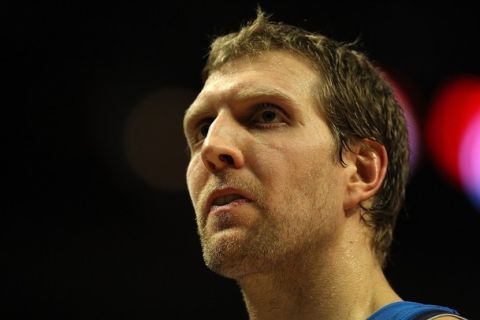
[206,187,253,213]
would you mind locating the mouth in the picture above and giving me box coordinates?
[206,188,253,215]
[212,194,246,206]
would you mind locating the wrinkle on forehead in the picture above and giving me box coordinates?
[183,50,322,132]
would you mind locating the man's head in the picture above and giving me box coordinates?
[184,9,409,273]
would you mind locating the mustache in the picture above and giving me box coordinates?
[197,172,266,223]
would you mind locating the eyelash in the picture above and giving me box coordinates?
[191,103,287,146]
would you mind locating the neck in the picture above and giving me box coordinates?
[236,225,401,320]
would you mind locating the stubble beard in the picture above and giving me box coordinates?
[196,187,329,280]
[193,164,335,281]
[198,209,283,279]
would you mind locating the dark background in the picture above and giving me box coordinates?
[4,2,480,319]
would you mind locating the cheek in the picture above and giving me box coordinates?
[186,156,204,204]
[252,136,343,207]
[253,138,332,180]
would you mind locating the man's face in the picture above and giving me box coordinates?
[184,51,350,279]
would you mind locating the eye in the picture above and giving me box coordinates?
[251,103,286,126]
[199,122,210,137]
[259,110,278,122]
[195,118,213,142]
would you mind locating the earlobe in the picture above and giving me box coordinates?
[343,139,388,211]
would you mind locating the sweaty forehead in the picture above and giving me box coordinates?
[185,51,319,117]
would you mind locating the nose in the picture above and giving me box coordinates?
[200,115,245,172]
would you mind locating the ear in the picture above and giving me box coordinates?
[343,139,388,211]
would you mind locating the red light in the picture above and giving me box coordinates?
[459,111,480,208]
[426,76,480,186]
[381,70,421,172]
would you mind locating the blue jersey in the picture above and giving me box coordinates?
[367,301,467,320]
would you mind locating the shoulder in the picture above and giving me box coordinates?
[428,316,467,320]
[428,316,468,320]
[367,301,467,320]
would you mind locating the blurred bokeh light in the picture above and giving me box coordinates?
[124,87,196,191]
[426,76,480,210]
[383,71,421,172]
[460,111,480,209]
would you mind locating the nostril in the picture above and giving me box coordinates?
[207,161,216,171]
[219,154,234,166]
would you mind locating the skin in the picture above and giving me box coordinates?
[184,51,457,319]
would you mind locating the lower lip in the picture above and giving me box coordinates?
[209,199,251,216]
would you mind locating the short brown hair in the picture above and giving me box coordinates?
[202,9,410,266]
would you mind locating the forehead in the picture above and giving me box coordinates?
[184,51,320,121]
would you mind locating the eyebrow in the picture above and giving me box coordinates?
[183,86,295,126]
[233,86,294,103]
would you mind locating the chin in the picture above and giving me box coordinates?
[201,232,267,279]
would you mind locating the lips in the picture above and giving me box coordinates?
[212,194,245,206]
[206,187,253,215]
